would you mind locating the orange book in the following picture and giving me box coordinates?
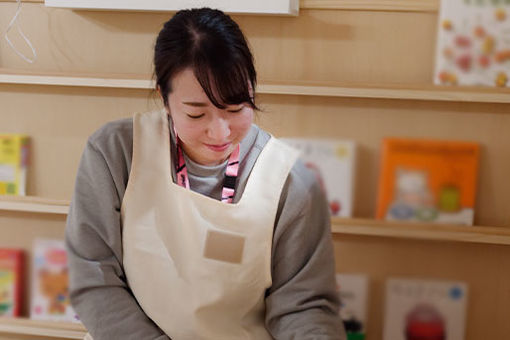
[376,138,480,225]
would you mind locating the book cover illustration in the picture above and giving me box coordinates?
[0,249,24,317]
[336,273,369,340]
[434,0,510,87]
[383,278,468,340]
[376,138,480,225]
[0,134,29,195]
[281,138,356,217]
[30,239,79,322]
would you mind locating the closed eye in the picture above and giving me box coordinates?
[226,106,244,113]
[186,113,205,119]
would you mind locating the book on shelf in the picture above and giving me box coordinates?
[30,239,79,323]
[376,138,480,225]
[281,138,356,217]
[0,249,24,317]
[434,0,510,87]
[383,277,468,340]
[0,134,29,196]
[336,273,369,340]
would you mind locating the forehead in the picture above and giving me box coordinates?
[170,68,209,101]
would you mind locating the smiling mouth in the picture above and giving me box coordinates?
[204,142,231,152]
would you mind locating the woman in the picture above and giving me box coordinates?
[66,8,345,340]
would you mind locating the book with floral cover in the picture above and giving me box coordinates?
[434,0,510,87]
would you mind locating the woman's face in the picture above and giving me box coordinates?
[166,68,254,166]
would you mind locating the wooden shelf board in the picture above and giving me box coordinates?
[2,196,510,246]
[0,196,70,215]
[2,70,510,104]
[300,0,439,12]
[1,0,440,12]
[332,218,510,246]
[0,318,86,339]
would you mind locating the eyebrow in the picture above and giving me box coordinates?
[182,101,208,107]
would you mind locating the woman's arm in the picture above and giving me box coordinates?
[265,161,347,339]
[66,121,170,340]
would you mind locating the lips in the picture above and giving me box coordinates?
[204,142,231,152]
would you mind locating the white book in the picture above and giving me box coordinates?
[336,273,369,340]
[383,278,468,340]
[434,0,510,87]
[281,138,356,217]
[30,239,79,323]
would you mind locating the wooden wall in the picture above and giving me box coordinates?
[1,1,509,339]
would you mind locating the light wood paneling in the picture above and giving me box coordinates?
[0,3,437,83]
[333,234,510,340]
[1,2,509,339]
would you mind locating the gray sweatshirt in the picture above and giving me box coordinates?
[66,115,346,340]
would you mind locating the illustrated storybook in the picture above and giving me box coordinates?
[376,138,480,225]
[383,277,468,340]
[336,273,369,340]
[30,239,79,322]
[281,138,356,217]
[434,0,510,87]
[0,248,24,317]
[0,134,29,195]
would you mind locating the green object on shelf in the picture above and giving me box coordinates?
[438,185,460,212]
[0,303,11,313]
[347,332,365,340]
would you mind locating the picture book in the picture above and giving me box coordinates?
[383,277,468,340]
[0,249,24,317]
[336,273,369,340]
[281,138,356,217]
[0,134,29,195]
[30,239,79,323]
[434,0,510,87]
[376,138,480,225]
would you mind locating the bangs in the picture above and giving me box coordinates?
[193,49,257,110]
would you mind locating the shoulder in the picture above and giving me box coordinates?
[83,117,134,189]
[87,117,133,154]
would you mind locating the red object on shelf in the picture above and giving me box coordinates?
[0,249,24,317]
[405,304,445,340]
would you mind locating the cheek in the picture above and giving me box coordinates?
[233,111,254,135]
[176,122,202,143]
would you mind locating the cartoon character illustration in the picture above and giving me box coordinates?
[387,168,438,221]
[38,268,70,315]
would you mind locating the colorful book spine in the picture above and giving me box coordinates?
[0,134,29,195]
[0,249,24,317]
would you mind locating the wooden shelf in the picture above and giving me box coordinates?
[0,318,86,339]
[332,218,510,246]
[2,196,510,245]
[2,70,509,104]
[0,196,70,215]
[1,0,440,12]
[301,0,439,12]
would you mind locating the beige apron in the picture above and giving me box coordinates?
[89,110,297,340]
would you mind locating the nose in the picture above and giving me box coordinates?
[206,116,230,141]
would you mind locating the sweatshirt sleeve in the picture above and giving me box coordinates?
[65,122,170,340]
[265,161,347,340]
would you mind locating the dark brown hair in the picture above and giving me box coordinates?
[154,8,257,110]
